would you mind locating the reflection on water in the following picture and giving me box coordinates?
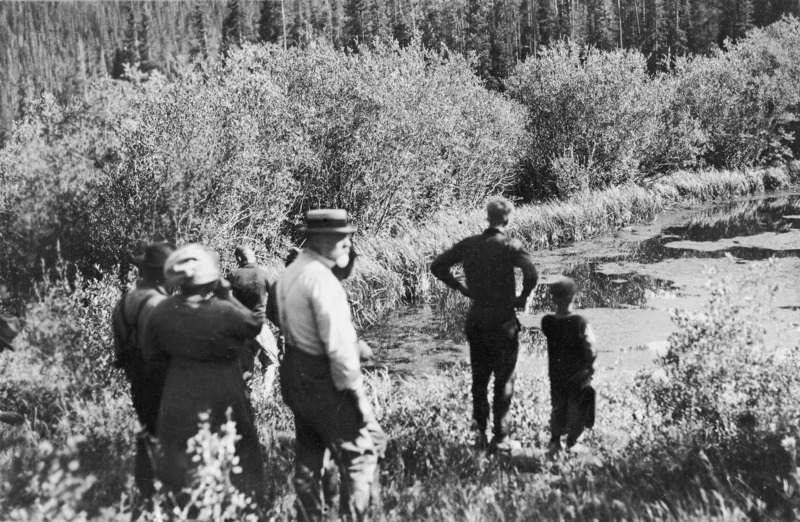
[663,196,800,240]
[630,195,800,263]
[529,263,674,313]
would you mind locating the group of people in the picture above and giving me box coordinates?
[107,198,597,521]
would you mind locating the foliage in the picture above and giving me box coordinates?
[637,259,800,439]
[507,42,664,198]
[144,413,260,522]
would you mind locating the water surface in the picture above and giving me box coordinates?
[364,190,800,381]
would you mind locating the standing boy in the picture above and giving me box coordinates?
[541,278,597,452]
[431,196,538,452]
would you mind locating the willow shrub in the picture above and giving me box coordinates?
[667,17,800,171]
[506,43,665,199]
[96,40,528,262]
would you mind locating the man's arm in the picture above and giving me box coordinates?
[311,276,362,391]
[111,298,130,369]
[430,242,471,298]
[510,240,538,308]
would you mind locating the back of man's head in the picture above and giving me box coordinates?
[234,245,256,266]
[486,196,514,227]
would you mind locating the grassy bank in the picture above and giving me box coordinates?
[2,260,800,520]
[342,164,798,331]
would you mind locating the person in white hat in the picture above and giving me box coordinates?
[141,244,266,508]
[276,209,385,521]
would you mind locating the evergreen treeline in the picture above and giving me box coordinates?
[2,0,799,140]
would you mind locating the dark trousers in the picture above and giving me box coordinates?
[131,431,156,521]
[465,307,520,438]
[282,347,385,522]
[550,381,596,447]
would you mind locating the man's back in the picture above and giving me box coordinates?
[112,283,169,430]
[431,229,537,309]
[228,264,270,313]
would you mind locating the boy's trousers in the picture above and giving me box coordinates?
[550,381,595,446]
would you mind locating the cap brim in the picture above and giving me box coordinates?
[0,338,14,351]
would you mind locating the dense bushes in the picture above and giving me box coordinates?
[507,16,800,199]
[506,44,664,199]
[1,41,528,289]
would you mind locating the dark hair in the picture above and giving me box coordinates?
[550,278,577,301]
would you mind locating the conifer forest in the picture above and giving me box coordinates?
[2,0,800,140]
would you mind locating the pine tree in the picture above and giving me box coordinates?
[587,0,613,48]
[663,0,688,59]
[258,0,281,43]
[465,0,491,77]
[112,7,139,79]
[138,10,153,71]
[643,0,667,70]
[686,0,719,54]
[368,0,391,44]
[344,0,367,48]
[520,0,539,58]
[221,0,243,58]
[123,7,140,64]
[538,0,560,44]
[190,4,209,62]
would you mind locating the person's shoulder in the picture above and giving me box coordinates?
[502,235,527,252]
[570,313,589,325]
[541,313,556,328]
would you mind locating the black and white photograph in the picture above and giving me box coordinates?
[2,0,800,520]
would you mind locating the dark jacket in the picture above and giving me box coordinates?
[142,294,266,496]
[541,313,595,386]
[227,263,270,314]
[111,283,169,432]
[431,228,538,309]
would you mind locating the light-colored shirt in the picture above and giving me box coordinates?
[276,249,362,391]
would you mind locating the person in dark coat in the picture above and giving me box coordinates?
[111,241,176,515]
[141,244,266,505]
[541,278,597,453]
[431,196,538,452]
[226,245,275,374]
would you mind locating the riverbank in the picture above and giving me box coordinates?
[343,164,799,330]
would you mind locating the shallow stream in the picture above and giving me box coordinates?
[364,190,800,382]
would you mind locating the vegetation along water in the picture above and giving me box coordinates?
[2,5,800,521]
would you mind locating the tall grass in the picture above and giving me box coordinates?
[5,264,800,520]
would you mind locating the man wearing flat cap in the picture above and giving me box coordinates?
[431,196,538,453]
[111,241,176,513]
[276,209,385,521]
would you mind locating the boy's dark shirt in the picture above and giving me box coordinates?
[430,228,538,309]
[541,313,593,385]
[227,263,270,314]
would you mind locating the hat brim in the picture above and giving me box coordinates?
[0,338,14,351]
[130,254,167,269]
[301,225,357,234]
